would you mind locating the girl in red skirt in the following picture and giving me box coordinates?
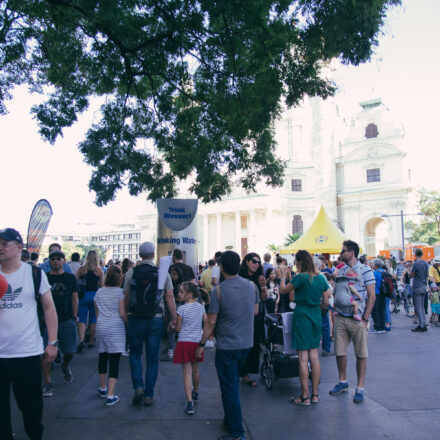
[173,282,207,415]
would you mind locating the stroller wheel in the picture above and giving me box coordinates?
[263,364,275,390]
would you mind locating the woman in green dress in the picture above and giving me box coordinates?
[279,250,330,405]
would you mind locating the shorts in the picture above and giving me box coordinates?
[43,318,77,354]
[431,303,440,314]
[334,315,368,358]
[78,291,97,324]
[173,341,204,364]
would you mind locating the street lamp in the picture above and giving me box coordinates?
[380,211,423,261]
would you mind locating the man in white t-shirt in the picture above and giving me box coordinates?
[0,228,58,440]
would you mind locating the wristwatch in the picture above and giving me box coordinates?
[198,341,206,347]
[361,316,369,323]
[48,340,59,347]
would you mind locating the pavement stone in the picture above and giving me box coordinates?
[10,310,440,439]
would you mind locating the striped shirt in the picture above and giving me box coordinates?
[177,302,205,343]
[338,261,375,313]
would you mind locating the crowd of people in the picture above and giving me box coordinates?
[1,226,439,440]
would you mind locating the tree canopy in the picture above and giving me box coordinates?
[406,189,440,245]
[0,0,400,205]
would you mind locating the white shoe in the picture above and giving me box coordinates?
[205,340,215,348]
[167,349,174,359]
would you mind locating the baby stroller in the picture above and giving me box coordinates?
[260,312,307,390]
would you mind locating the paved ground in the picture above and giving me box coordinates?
[10,311,440,440]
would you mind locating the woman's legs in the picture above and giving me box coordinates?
[308,348,321,397]
[107,353,121,396]
[181,362,193,402]
[191,362,200,393]
[297,350,310,399]
[98,353,108,390]
[78,323,86,343]
[88,323,96,346]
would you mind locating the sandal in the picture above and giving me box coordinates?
[311,394,320,403]
[242,379,257,387]
[289,395,311,406]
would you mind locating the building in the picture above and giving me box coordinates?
[136,96,415,261]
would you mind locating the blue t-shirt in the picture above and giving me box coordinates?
[374,269,384,295]
[40,260,72,274]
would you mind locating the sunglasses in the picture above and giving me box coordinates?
[250,258,261,264]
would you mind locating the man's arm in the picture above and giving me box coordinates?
[195,313,218,358]
[165,288,177,323]
[72,291,78,318]
[40,290,58,362]
[362,283,376,327]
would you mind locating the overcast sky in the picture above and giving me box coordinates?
[1,0,439,234]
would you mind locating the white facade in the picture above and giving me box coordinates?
[134,96,415,261]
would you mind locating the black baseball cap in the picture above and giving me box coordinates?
[0,228,24,244]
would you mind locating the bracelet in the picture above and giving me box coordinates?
[198,341,206,347]
[362,316,369,322]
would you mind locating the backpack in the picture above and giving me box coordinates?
[334,265,365,317]
[30,265,44,334]
[380,271,394,298]
[129,264,162,319]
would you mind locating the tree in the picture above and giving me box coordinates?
[284,233,302,247]
[0,1,400,205]
[406,189,440,245]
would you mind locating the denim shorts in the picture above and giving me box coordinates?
[431,303,440,314]
[78,291,97,324]
[43,318,77,354]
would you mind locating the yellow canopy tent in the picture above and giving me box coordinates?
[280,206,347,254]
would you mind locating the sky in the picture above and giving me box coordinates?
[1,0,439,234]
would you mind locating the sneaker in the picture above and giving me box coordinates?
[329,381,349,395]
[132,388,144,405]
[106,395,120,406]
[385,326,391,332]
[205,339,215,348]
[98,388,108,398]
[421,326,428,332]
[143,396,155,406]
[353,388,364,404]
[192,390,199,402]
[62,366,73,383]
[185,401,195,415]
[167,349,174,360]
[412,325,424,332]
[77,341,85,353]
[42,383,54,397]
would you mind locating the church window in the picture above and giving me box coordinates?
[292,215,303,234]
[291,179,302,192]
[365,123,378,138]
[367,168,380,183]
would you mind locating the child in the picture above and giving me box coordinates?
[430,283,440,326]
[173,282,207,415]
[334,270,362,321]
[94,265,127,406]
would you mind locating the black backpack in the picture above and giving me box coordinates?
[380,271,394,298]
[129,264,162,318]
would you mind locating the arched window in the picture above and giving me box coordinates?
[292,215,303,234]
[365,123,378,138]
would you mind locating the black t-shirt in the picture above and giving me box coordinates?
[169,262,195,282]
[47,272,78,322]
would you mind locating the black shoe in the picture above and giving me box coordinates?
[77,341,85,353]
[132,388,144,405]
[411,326,423,332]
[422,326,428,332]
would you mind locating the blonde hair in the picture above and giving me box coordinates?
[84,250,99,272]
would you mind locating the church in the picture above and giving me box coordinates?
[137,96,415,261]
